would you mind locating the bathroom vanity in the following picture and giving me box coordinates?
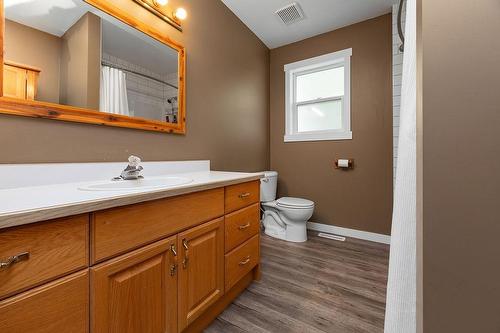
[0,162,262,333]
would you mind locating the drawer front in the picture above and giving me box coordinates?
[225,234,259,290]
[0,215,89,299]
[225,203,260,253]
[92,188,224,263]
[0,270,89,333]
[225,181,260,214]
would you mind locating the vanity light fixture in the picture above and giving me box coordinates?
[173,7,187,21]
[133,0,186,31]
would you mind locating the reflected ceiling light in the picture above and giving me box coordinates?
[173,7,187,20]
[153,0,168,6]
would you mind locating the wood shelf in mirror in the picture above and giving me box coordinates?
[0,0,186,134]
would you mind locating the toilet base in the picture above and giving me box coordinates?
[261,212,307,243]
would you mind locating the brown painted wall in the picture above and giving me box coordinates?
[270,15,393,235]
[4,19,61,103]
[0,0,270,173]
[60,12,101,110]
[420,0,500,331]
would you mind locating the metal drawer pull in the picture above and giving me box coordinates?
[238,223,251,230]
[0,252,30,269]
[182,239,189,251]
[239,256,251,266]
[238,192,251,199]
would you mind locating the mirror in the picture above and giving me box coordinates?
[0,0,185,133]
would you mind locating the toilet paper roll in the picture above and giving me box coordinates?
[337,159,350,168]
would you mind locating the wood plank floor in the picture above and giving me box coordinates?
[205,232,389,333]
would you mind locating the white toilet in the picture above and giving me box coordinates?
[260,171,314,242]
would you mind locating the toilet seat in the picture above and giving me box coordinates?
[276,197,314,209]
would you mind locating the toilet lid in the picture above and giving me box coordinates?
[276,197,314,209]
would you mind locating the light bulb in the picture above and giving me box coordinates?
[154,0,168,6]
[174,7,187,20]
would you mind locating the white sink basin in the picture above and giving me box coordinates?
[79,176,193,191]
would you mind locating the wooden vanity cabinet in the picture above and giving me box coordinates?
[0,180,261,333]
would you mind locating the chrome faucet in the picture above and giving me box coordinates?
[113,155,144,180]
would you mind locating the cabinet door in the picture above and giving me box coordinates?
[178,218,224,331]
[0,270,89,333]
[25,70,39,100]
[91,236,178,333]
[3,64,26,99]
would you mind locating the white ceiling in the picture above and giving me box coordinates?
[220,0,398,49]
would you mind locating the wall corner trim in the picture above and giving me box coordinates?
[307,222,391,244]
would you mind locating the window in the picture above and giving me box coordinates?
[284,48,352,142]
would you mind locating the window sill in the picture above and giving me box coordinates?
[284,131,353,142]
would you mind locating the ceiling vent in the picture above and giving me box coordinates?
[275,2,305,25]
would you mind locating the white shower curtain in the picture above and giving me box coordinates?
[100,66,130,116]
[384,0,416,332]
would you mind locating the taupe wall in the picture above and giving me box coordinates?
[270,15,393,235]
[420,0,500,331]
[4,19,61,103]
[60,12,101,110]
[0,0,270,172]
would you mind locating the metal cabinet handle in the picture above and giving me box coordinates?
[170,244,177,257]
[182,257,189,269]
[238,192,251,199]
[0,252,30,269]
[182,239,189,269]
[169,243,178,276]
[170,264,178,276]
[239,256,251,266]
[238,223,251,230]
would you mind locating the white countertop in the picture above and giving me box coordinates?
[0,161,264,229]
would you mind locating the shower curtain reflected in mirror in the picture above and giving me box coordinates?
[99,66,130,116]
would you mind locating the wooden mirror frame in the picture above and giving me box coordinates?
[0,0,186,134]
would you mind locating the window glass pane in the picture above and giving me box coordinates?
[296,66,344,102]
[297,99,343,132]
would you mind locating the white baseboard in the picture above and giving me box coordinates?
[307,222,391,245]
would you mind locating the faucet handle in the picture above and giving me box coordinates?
[128,155,142,167]
[112,156,144,180]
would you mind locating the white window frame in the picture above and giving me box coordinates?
[284,48,352,142]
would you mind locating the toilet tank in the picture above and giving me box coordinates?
[260,171,278,202]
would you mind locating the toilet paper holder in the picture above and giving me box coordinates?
[334,159,354,169]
